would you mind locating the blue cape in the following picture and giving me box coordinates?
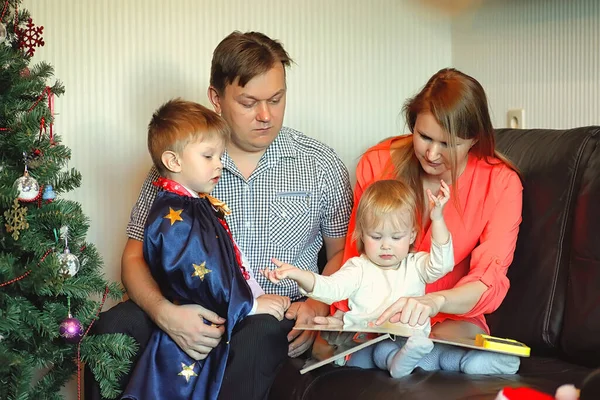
[122,191,253,400]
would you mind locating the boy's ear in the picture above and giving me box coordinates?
[207,86,222,115]
[161,151,181,173]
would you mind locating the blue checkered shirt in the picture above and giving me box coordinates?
[126,127,353,300]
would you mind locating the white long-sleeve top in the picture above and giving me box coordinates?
[302,238,454,335]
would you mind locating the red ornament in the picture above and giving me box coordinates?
[20,67,30,77]
[495,387,554,400]
[15,18,44,57]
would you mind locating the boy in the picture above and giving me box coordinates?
[122,99,289,400]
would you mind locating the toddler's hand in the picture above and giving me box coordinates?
[261,258,299,284]
[427,179,450,221]
[255,294,291,321]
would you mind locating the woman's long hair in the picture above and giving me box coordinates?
[389,68,517,225]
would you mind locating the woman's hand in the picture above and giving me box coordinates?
[375,293,446,327]
[427,179,451,221]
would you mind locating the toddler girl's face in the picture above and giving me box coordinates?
[362,218,415,268]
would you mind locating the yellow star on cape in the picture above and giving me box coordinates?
[164,207,184,225]
[192,262,212,280]
[178,362,197,383]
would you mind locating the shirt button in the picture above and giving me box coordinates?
[495,259,501,265]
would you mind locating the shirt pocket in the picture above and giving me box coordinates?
[269,191,312,249]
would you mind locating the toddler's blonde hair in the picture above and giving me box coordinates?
[352,179,418,253]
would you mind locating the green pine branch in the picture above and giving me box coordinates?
[1,1,137,398]
[81,334,139,399]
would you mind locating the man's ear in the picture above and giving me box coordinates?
[207,86,222,115]
[161,151,181,173]
[410,229,417,245]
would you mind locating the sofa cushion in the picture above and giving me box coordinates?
[488,128,598,353]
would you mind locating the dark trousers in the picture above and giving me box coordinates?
[84,300,293,400]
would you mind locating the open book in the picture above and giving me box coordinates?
[296,322,530,374]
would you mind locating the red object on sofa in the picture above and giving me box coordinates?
[495,387,554,400]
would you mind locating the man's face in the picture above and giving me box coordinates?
[209,63,286,155]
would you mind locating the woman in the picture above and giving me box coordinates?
[327,68,523,373]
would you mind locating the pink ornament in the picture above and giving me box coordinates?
[59,314,83,343]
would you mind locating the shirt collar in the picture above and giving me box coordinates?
[221,127,297,171]
[182,184,199,198]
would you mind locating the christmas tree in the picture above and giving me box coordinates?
[0,1,137,399]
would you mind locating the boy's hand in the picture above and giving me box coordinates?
[261,257,299,284]
[427,179,451,221]
[255,294,291,321]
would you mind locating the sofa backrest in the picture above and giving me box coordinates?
[560,129,600,367]
[487,127,600,367]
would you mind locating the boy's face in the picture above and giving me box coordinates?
[209,63,286,155]
[173,136,225,195]
[362,219,416,269]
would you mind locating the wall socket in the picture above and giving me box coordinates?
[507,109,525,129]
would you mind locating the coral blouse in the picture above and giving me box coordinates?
[333,136,523,333]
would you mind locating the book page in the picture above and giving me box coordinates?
[295,321,424,338]
[295,321,531,369]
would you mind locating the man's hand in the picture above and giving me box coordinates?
[157,302,225,361]
[375,293,446,327]
[256,294,291,321]
[285,298,328,357]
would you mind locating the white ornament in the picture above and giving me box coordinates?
[13,171,40,201]
[58,248,81,277]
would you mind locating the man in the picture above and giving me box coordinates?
[118,31,352,399]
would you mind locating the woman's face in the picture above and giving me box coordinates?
[412,112,475,182]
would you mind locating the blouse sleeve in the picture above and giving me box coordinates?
[456,166,523,318]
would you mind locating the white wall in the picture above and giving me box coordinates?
[23,1,451,397]
[452,0,600,129]
[26,0,451,282]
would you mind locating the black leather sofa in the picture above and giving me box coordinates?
[86,126,600,399]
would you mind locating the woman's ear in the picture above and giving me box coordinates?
[161,151,181,173]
